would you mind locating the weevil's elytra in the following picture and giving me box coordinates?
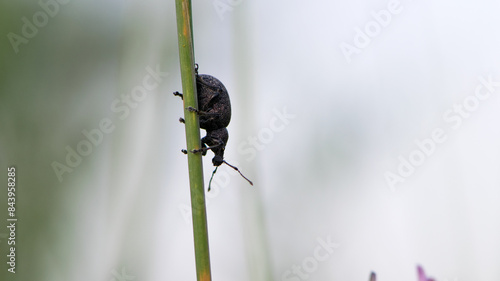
[174,64,253,191]
[196,74,231,131]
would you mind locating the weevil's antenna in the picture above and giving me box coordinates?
[223,160,254,186]
[207,161,253,192]
[208,166,218,192]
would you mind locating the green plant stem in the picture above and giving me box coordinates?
[175,1,211,280]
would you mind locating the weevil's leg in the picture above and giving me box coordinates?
[201,139,208,156]
[186,106,208,115]
[191,145,217,154]
[183,147,206,155]
[186,106,198,113]
[183,137,216,155]
[193,140,209,156]
[186,106,220,117]
[174,92,186,124]
[174,92,187,124]
[191,138,223,154]
[173,91,183,99]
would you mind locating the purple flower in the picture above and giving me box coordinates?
[417,265,435,281]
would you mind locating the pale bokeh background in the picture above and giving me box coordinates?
[1,0,499,281]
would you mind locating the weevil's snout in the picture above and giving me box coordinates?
[212,155,224,166]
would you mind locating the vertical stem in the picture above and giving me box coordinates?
[174,1,211,280]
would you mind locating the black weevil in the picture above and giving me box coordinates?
[174,64,253,191]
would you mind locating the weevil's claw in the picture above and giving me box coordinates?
[186,106,198,113]
[191,147,209,154]
[173,91,183,99]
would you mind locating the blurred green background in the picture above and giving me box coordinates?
[1,0,500,281]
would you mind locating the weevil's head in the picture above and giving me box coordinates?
[212,155,224,167]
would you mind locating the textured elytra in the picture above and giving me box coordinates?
[196,74,231,131]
